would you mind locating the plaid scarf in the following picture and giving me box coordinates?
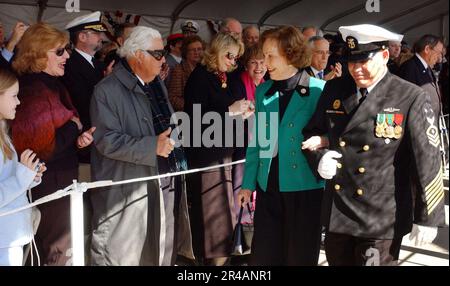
[143,81,188,172]
[122,59,187,172]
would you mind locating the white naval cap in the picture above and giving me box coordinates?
[181,20,199,34]
[339,24,404,62]
[66,11,107,33]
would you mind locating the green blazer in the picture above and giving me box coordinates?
[242,71,325,192]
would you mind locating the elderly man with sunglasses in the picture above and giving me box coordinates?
[89,26,193,266]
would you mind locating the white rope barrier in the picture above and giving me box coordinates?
[0,159,246,218]
[1,158,247,266]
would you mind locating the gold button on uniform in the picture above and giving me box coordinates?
[292,164,297,169]
[336,163,342,169]
[340,141,346,147]
[363,145,370,151]
[334,184,341,191]
[290,137,295,142]
[356,189,364,196]
[358,167,366,174]
[289,123,294,128]
[291,151,296,156]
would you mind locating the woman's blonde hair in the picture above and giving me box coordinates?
[202,32,244,73]
[0,68,18,161]
[12,23,68,76]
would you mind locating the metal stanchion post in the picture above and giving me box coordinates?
[70,180,85,266]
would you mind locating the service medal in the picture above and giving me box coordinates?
[394,125,403,139]
[393,114,404,140]
[375,125,385,137]
[385,126,395,138]
[376,114,386,137]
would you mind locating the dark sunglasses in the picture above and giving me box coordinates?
[51,44,71,57]
[145,49,168,61]
[225,52,239,61]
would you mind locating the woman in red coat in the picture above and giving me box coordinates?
[11,23,94,266]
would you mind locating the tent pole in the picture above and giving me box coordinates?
[37,0,48,22]
[169,0,198,34]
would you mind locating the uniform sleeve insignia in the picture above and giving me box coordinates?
[424,105,440,148]
[425,166,444,215]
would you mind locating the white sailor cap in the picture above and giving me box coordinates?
[66,11,107,33]
[181,20,199,34]
[339,24,404,62]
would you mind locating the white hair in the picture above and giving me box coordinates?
[118,26,162,58]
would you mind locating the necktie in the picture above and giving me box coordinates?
[317,71,324,80]
[427,67,436,83]
[358,88,368,104]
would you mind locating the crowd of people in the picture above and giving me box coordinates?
[0,11,447,266]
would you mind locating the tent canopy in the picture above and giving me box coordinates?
[0,0,448,44]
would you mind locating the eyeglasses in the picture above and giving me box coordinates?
[225,52,239,61]
[431,47,444,57]
[145,49,168,61]
[188,47,203,53]
[313,50,331,56]
[50,44,71,57]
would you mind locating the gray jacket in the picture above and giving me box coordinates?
[89,61,193,265]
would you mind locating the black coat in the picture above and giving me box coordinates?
[398,55,442,118]
[303,72,445,239]
[184,65,238,168]
[62,50,105,130]
[0,53,10,70]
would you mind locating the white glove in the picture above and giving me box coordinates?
[409,224,438,247]
[318,151,342,179]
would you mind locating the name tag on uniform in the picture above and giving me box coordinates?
[326,110,345,115]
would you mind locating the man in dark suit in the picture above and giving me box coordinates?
[0,53,9,70]
[302,24,445,266]
[387,40,402,75]
[304,36,342,81]
[398,34,444,119]
[62,11,107,163]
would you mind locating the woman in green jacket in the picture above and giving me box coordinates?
[238,26,326,266]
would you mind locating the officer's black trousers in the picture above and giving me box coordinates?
[324,232,403,266]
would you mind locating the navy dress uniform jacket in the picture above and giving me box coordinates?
[62,50,105,131]
[303,72,445,239]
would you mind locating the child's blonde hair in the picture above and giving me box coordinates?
[0,68,18,161]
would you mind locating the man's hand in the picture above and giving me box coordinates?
[157,128,175,158]
[324,62,342,81]
[409,224,438,247]
[76,127,96,149]
[318,151,342,179]
[6,22,28,52]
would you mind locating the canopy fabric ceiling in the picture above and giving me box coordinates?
[0,0,448,44]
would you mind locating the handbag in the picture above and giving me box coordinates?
[231,203,253,256]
